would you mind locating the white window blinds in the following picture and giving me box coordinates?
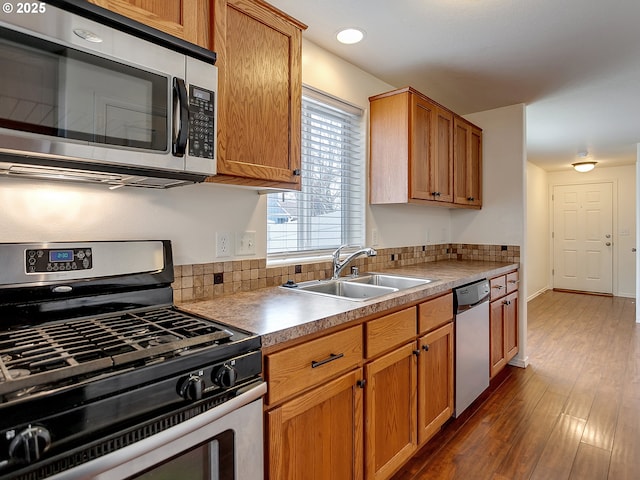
[267,86,364,257]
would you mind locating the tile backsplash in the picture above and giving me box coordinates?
[173,243,520,303]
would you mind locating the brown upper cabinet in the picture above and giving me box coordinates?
[86,0,212,49]
[369,86,482,209]
[453,116,482,207]
[208,0,307,190]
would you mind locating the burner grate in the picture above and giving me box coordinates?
[0,308,233,396]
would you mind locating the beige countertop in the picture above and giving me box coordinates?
[178,260,519,349]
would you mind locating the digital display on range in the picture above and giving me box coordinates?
[49,250,74,263]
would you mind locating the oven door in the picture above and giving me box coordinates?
[48,382,267,480]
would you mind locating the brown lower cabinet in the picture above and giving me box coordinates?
[266,368,364,479]
[489,270,519,378]
[417,322,454,444]
[264,293,454,480]
[365,342,418,480]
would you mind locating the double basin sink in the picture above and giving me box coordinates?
[286,273,434,301]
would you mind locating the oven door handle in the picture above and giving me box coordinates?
[172,77,189,157]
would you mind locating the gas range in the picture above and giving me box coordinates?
[0,241,262,480]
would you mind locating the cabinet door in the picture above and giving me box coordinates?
[409,94,436,200]
[417,322,454,444]
[453,117,482,207]
[213,0,304,187]
[365,342,417,480]
[432,107,454,203]
[504,291,519,362]
[88,0,211,48]
[468,125,482,206]
[490,298,507,378]
[410,97,452,203]
[267,369,363,480]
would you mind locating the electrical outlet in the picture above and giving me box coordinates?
[371,229,379,246]
[236,231,256,256]
[216,232,231,257]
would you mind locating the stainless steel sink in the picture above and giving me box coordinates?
[284,273,434,301]
[294,279,397,301]
[348,273,432,289]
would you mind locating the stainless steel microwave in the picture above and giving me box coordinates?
[0,1,217,188]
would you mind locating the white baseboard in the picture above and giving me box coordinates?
[508,355,529,369]
[526,287,549,303]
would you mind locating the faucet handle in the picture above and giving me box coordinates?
[333,244,360,259]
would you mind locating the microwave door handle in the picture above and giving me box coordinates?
[172,77,189,157]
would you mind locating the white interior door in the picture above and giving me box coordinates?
[553,182,613,294]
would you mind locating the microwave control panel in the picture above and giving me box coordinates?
[25,248,93,274]
[188,85,215,159]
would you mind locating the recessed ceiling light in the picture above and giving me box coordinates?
[336,28,365,45]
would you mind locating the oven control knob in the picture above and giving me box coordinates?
[179,374,205,401]
[8,425,51,463]
[214,364,238,388]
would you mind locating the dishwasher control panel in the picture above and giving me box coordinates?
[454,279,490,312]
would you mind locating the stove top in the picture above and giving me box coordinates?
[0,306,239,401]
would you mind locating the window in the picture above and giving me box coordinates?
[267,86,364,258]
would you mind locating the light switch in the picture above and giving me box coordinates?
[236,231,256,256]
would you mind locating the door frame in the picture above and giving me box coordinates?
[549,179,618,295]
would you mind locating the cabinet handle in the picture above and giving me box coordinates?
[357,379,366,389]
[413,349,421,357]
[422,344,430,352]
[508,279,519,284]
[467,197,475,201]
[503,300,511,305]
[311,353,344,369]
[292,169,301,176]
[432,192,441,197]
[493,285,504,290]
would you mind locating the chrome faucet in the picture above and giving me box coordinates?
[332,245,377,279]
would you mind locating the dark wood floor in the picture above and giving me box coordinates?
[391,290,639,480]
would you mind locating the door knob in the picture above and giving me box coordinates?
[605,242,611,246]
[605,234,611,238]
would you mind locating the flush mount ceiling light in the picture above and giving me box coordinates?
[336,28,365,44]
[572,161,597,173]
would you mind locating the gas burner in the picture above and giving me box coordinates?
[144,334,181,348]
[1,354,12,363]
[7,368,31,379]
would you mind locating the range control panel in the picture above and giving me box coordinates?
[25,248,93,274]
[188,85,215,159]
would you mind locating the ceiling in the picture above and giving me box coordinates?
[268,0,640,172]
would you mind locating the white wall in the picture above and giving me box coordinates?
[527,162,549,300]
[452,104,526,247]
[0,177,265,266]
[547,164,636,297]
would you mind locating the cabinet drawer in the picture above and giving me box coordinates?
[366,307,416,359]
[418,293,453,334]
[506,271,519,294]
[490,275,507,301]
[265,325,362,405]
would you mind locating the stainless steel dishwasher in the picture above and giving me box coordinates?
[453,279,491,417]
